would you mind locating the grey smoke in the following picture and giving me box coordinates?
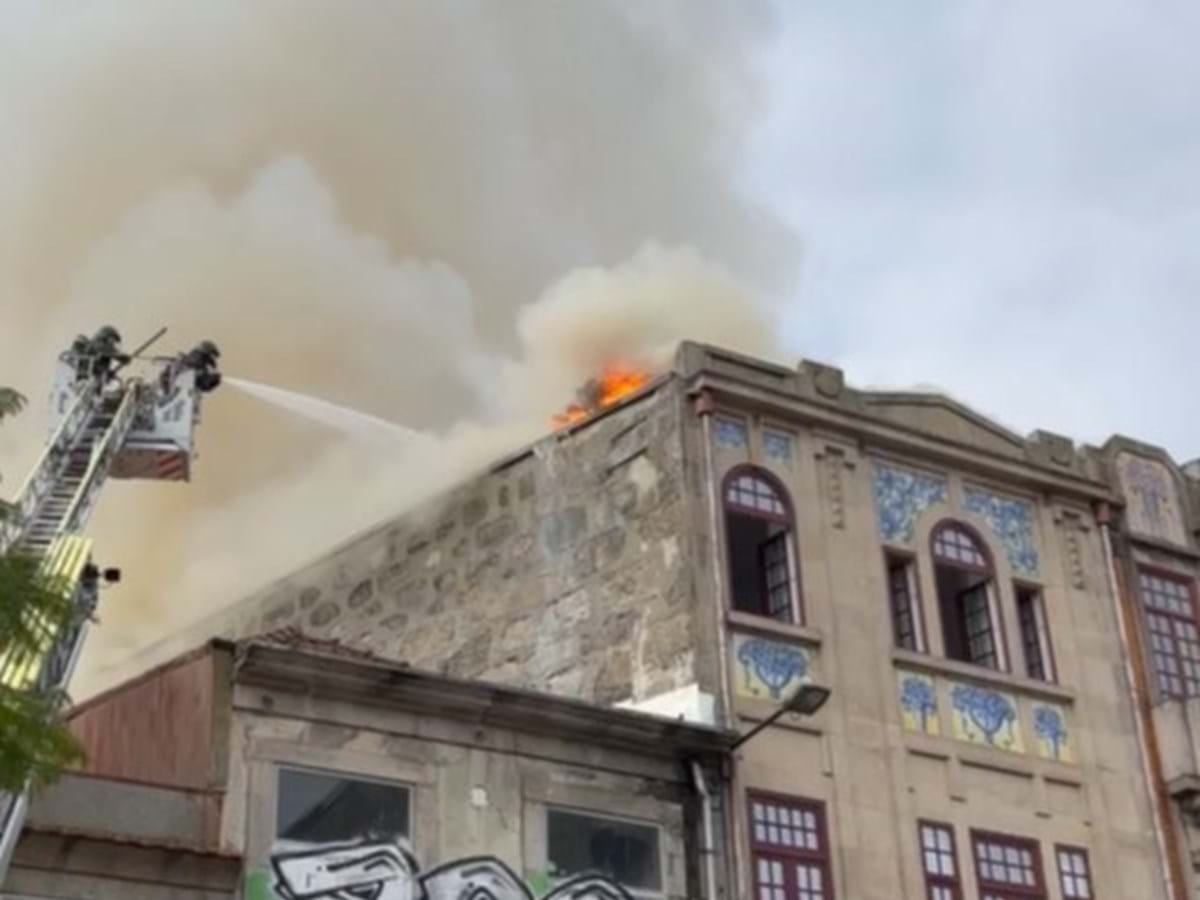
[0,3,796,691]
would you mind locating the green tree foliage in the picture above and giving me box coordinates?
[0,388,85,793]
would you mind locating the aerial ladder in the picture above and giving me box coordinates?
[0,328,221,879]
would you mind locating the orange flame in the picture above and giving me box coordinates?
[551,364,651,428]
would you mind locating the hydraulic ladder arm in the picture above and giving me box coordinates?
[0,334,220,879]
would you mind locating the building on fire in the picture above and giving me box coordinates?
[8,340,1200,899]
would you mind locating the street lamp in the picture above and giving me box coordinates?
[731,683,831,750]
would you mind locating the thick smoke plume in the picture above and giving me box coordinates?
[0,4,798,693]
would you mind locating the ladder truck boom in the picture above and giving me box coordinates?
[0,328,221,877]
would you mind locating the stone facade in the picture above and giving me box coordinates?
[228,641,730,900]
[7,637,733,900]
[82,340,1200,899]
[163,378,710,709]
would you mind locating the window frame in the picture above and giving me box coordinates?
[917,819,962,900]
[747,790,834,900]
[1054,844,1093,900]
[885,551,927,653]
[1014,583,1056,683]
[273,763,413,845]
[544,804,666,897]
[929,520,1009,672]
[721,465,804,624]
[969,828,1046,900]
[1137,565,1200,699]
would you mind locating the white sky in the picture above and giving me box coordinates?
[748,1,1200,459]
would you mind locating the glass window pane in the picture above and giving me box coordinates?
[974,833,1045,898]
[276,768,409,844]
[1140,571,1200,697]
[934,525,988,568]
[547,809,661,890]
[1057,846,1092,899]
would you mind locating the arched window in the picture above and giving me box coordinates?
[931,521,1004,670]
[723,468,798,622]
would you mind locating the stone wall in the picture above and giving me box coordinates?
[227,676,709,900]
[218,378,702,706]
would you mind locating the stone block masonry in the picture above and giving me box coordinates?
[219,378,703,706]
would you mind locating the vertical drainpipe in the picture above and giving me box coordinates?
[1098,502,1186,900]
[696,389,745,900]
[691,760,719,900]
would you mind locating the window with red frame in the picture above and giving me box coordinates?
[932,523,1004,670]
[1055,846,1092,899]
[970,830,1045,900]
[724,469,798,623]
[1139,569,1200,697]
[748,794,832,900]
[918,821,961,900]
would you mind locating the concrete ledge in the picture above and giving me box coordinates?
[725,610,823,648]
[25,772,224,853]
[7,831,240,900]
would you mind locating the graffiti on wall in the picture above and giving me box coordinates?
[251,838,634,900]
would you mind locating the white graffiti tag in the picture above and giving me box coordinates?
[421,856,532,900]
[268,841,634,900]
[271,839,419,900]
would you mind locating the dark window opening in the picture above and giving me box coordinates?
[888,555,922,652]
[971,830,1045,900]
[547,809,661,891]
[933,523,1001,671]
[1016,587,1053,682]
[936,566,997,668]
[748,793,832,900]
[919,821,961,900]
[724,470,796,623]
[276,767,409,844]
[1139,570,1200,698]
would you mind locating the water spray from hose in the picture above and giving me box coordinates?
[225,377,424,445]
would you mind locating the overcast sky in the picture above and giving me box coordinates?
[751,1,1199,459]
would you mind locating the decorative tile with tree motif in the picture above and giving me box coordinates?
[897,671,940,736]
[949,682,1024,753]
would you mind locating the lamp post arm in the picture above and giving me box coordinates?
[730,705,789,751]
